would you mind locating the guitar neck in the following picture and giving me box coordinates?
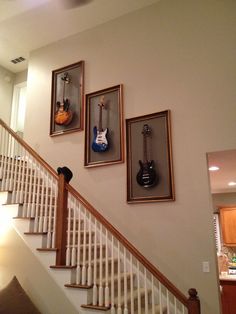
[143,135,148,162]
[98,104,103,131]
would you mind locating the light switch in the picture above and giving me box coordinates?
[202,261,210,272]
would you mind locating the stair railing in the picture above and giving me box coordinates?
[0,119,200,314]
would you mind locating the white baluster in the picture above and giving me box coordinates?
[130,255,134,314]
[110,236,115,314]
[104,229,109,307]
[137,262,141,314]
[6,134,12,191]
[71,199,77,266]
[15,145,23,203]
[123,247,128,314]
[87,213,92,286]
[46,176,53,247]
[98,223,103,306]
[66,204,71,266]
[167,290,170,314]
[34,165,41,232]
[28,158,36,217]
[43,172,49,232]
[1,129,8,190]
[0,126,3,181]
[51,179,57,248]
[38,167,45,232]
[174,297,177,314]
[19,148,26,204]
[76,202,82,284]
[22,151,29,216]
[144,268,148,314]
[158,282,163,314]
[11,140,18,203]
[117,242,122,314]
[151,276,155,314]
[26,157,34,217]
[81,208,87,285]
[92,219,98,305]
[9,135,15,191]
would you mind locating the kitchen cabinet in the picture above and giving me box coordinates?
[220,207,236,246]
[220,278,236,314]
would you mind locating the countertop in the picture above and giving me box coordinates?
[220,274,236,282]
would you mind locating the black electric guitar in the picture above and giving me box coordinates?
[136,124,157,188]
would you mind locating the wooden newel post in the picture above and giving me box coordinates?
[55,173,68,266]
[188,288,201,314]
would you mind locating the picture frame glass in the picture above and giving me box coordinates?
[126,110,174,203]
[50,61,84,136]
[85,85,124,167]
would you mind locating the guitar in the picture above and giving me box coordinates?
[136,124,157,188]
[55,72,73,126]
[92,96,109,152]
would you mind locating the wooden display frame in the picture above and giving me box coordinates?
[50,61,84,136]
[84,85,124,167]
[126,110,175,203]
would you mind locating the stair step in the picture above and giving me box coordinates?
[65,283,92,289]
[50,265,76,270]
[37,248,57,252]
[113,287,150,306]
[81,304,110,311]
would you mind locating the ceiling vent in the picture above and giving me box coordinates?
[11,57,25,64]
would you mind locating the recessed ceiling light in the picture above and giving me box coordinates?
[209,166,220,171]
[228,182,236,186]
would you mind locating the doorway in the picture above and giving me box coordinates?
[10,81,27,137]
[207,149,236,314]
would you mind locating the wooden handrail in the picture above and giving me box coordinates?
[67,183,189,307]
[0,119,57,180]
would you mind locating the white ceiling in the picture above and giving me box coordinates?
[0,0,159,73]
[208,150,236,194]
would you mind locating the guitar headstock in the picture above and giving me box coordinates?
[142,124,152,136]
[61,72,71,84]
[98,95,105,108]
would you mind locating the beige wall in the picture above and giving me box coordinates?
[14,70,28,85]
[0,66,14,124]
[212,193,236,212]
[24,0,236,313]
[0,225,79,314]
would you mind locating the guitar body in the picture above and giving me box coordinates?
[92,126,109,152]
[55,108,73,125]
[136,160,157,188]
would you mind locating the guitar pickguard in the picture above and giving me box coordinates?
[92,126,109,152]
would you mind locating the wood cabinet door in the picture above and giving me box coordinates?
[221,280,236,314]
[220,207,236,246]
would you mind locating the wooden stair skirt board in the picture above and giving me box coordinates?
[0,119,200,314]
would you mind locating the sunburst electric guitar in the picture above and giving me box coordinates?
[136,124,157,188]
[92,96,109,152]
[55,72,73,126]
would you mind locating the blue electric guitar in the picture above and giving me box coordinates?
[136,124,157,188]
[92,96,109,152]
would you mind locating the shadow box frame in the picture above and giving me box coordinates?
[50,61,84,136]
[126,110,175,203]
[84,84,124,167]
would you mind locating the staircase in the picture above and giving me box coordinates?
[0,119,200,314]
